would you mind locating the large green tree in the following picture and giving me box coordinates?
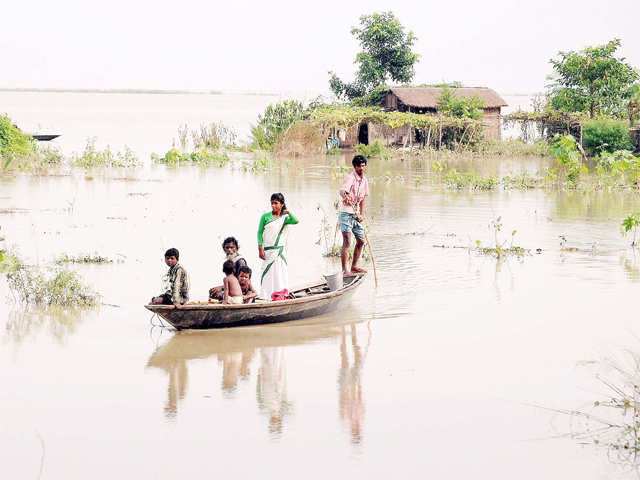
[329,12,418,101]
[547,39,639,118]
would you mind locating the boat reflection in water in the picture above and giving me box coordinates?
[146,314,370,442]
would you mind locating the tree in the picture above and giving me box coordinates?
[249,100,306,150]
[547,39,639,118]
[436,87,485,120]
[329,12,418,101]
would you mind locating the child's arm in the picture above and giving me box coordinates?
[243,283,258,303]
[222,277,229,304]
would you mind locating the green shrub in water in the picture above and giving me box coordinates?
[152,148,229,167]
[4,255,99,307]
[582,118,634,155]
[71,138,140,168]
[0,115,36,162]
[355,140,391,159]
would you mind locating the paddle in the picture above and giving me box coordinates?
[344,195,379,288]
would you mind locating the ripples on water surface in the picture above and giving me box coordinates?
[2,102,640,478]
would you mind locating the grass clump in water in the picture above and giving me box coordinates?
[55,253,114,264]
[474,217,530,258]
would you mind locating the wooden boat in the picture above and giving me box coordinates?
[145,273,366,330]
[31,134,60,141]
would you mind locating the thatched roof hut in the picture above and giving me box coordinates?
[384,87,508,139]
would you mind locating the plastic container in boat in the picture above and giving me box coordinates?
[324,272,343,291]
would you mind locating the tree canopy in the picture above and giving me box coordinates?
[547,39,639,118]
[329,12,418,101]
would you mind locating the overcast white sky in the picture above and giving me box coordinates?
[1,0,639,95]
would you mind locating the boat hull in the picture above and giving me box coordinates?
[145,273,365,329]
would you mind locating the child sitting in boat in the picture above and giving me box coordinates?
[209,236,248,300]
[237,266,258,304]
[223,260,244,305]
[150,248,190,306]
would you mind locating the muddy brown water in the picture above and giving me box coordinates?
[2,100,640,477]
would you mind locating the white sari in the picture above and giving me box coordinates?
[259,213,296,300]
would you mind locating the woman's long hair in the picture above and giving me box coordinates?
[270,192,287,212]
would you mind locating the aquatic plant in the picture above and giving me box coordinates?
[474,217,529,258]
[71,138,140,168]
[621,213,640,246]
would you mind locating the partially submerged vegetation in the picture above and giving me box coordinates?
[152,122,237,167]
[0,226,100,307]
[2,253,99,306]
[1,115,141,173]
[55,253,115,264]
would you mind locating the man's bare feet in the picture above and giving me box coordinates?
[351,266,367,273]
[343,270,352,275]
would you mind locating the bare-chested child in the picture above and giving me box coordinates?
[209,237,248,300]
[237,266,257,304]
[223,260,243,305]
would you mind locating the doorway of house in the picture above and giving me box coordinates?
[358,123,369,145]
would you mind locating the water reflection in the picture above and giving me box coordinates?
[147,317,369,442]
[338,324,369,444]
[257,348,291,435]
[2,306,85,344]
[558,350,640,473]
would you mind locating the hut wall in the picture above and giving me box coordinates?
[368,123,411,146]
[384,93,398,110]
[481,107,502,140]
[338,125,360,148]
[631,128,640,153]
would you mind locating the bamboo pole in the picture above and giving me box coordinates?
[331,221,339,254]
[346,196,378,288]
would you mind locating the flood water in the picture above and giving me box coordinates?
[2,92,640,479]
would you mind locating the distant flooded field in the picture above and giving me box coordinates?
[2,92,640,479]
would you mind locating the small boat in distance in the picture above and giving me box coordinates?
[145,273,366,330]
[32,134,60,141]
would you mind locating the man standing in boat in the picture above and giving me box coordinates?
[339,155,369,275]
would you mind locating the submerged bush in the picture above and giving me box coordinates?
[0,114,36,161]
[152,148,230,167]
[443,169,498,190]
[250,100,305,151]
[582,118,634,155]
[3,255,99,307]
[355,140,391,158]
[71,138,140,168]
